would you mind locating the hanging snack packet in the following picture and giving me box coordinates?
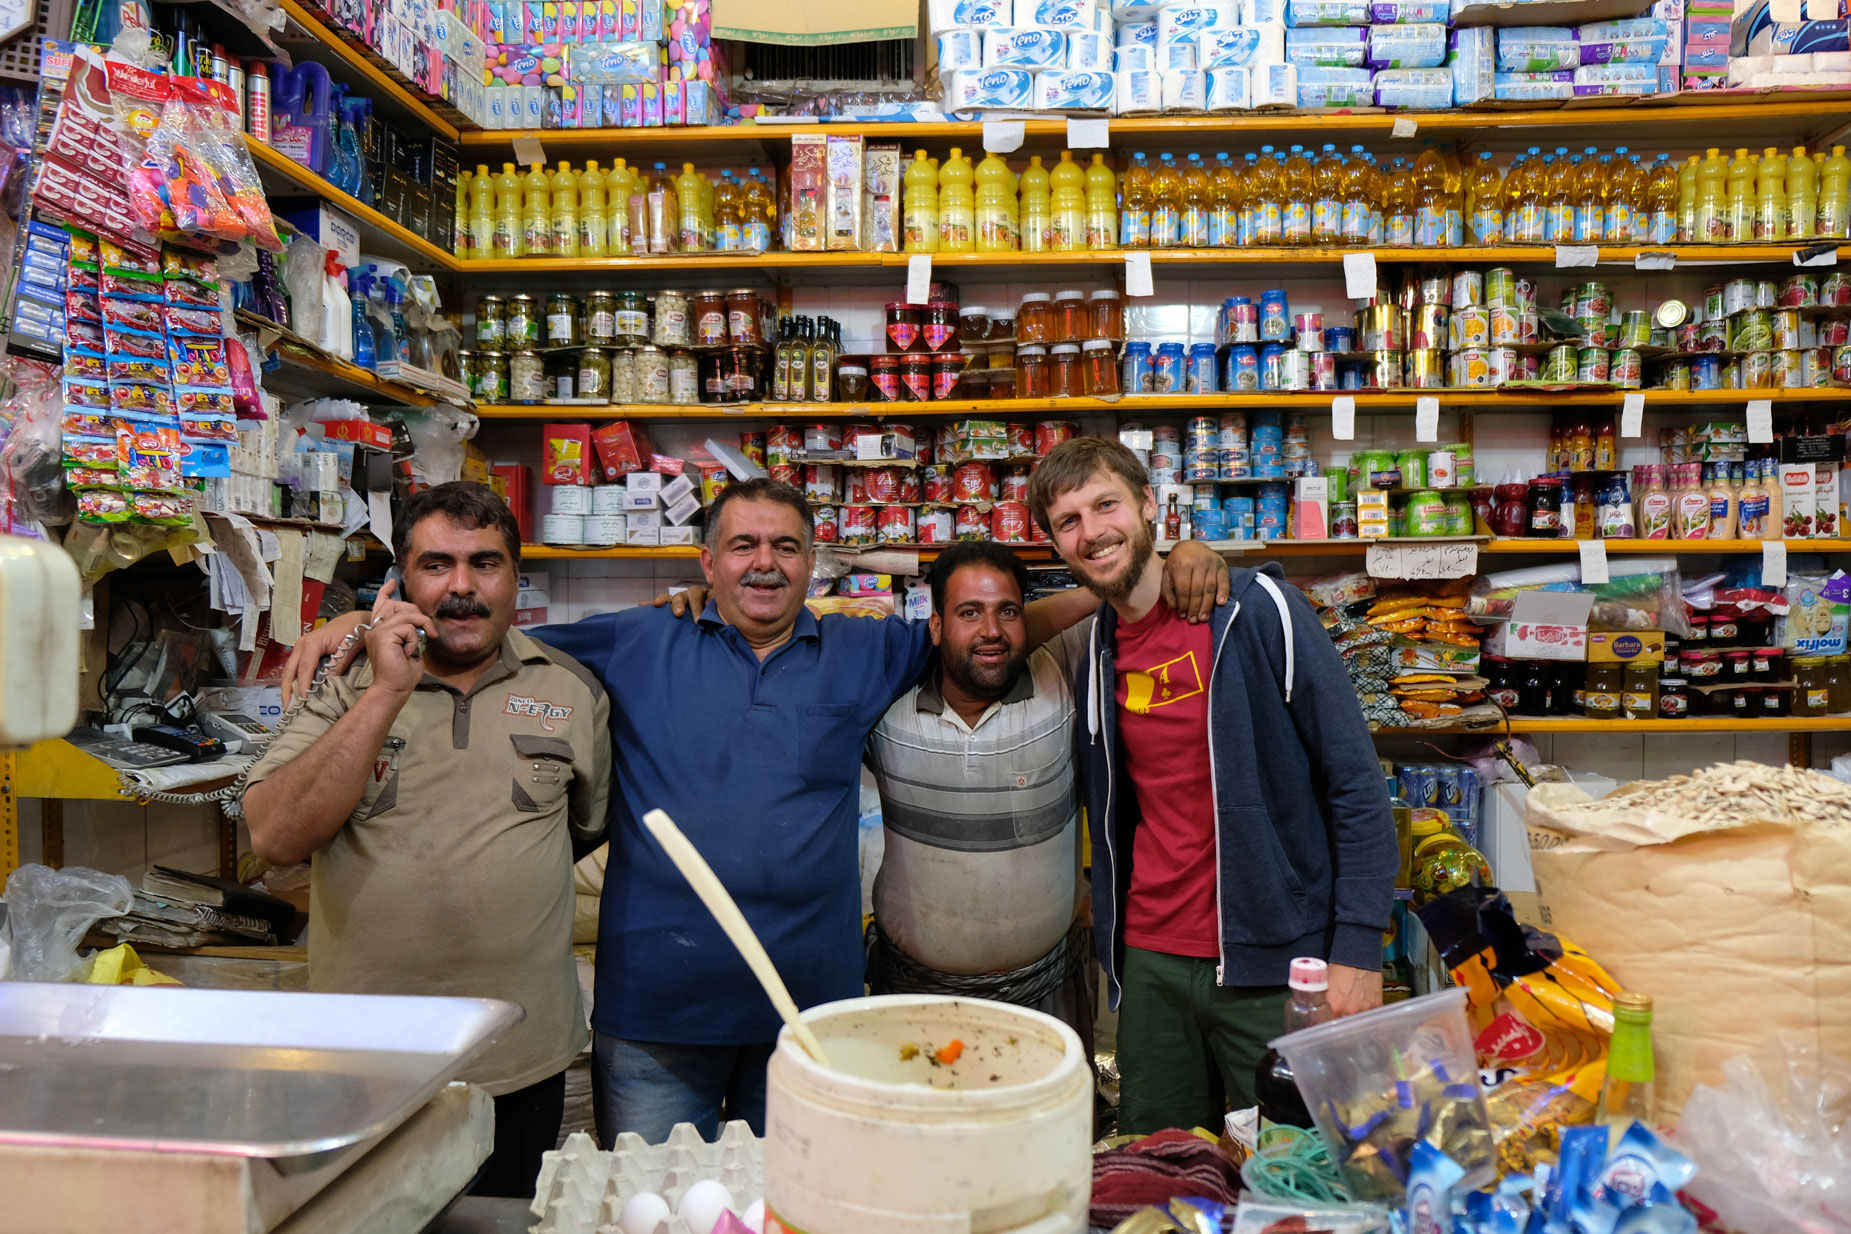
[162,275,219,310]
[161,248,219,284]
[167,334,229,386]
[162,77,281,250]
[77,488,131,522]
[103,297,163,332]
[100,238,162,275]
[63,376,110,408]
[104,59,176,234]
[117,421,183,490]
[101,269,165,300]
[1415,888,1624,1175]
[163,304,221,336]
[62,348,106,380]
[130,491,193,525]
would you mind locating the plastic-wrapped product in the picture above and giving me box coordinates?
[1572,61,1660,92]
[1206,64,1252,106]
[1285,0,1370,24]
[928,0,1009,26]
[1494,68,1575,97]
[1160,66,1207,107]
[1068,29,1116,66]
[1156,3,1238,45]
[1374,65,1452,105]
[1116,43,1158,67]
[1369,0,1445,20]
[1253,60,1299,102]
[1295,63,1373,103]
[1367,21,1446,66]
[1113,67,1163,108]
[1033,68,1116,105]
[984,26,1069,66]
[1017,0,1096,28]
[1201,25,1278,64]
[937,27,984,69]
[1117,16,1158,44]
[946,66,1036,107]
[1155,40,1198,68]
[1448,25,1495,102]
[1111,0,1162,16]
[1496,25,1580,72]
[1287,25,1368,64]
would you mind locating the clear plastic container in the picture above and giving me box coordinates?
[1018,293,1054,344]
[1269,987,1496,1201]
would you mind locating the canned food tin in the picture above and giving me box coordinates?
[1723,278,1757,317]
[951,505,987,541]
[1702,285,1725,322]
[1696,318,1730,351]
[1224,298,1259,343]
[1775,349,1805,388]
[550,485,592,515]
[1488,347,1519,386]
[1427,450,1457,488]
[916,508,953,544]
[1616,310,1652,348]
[1418,269,1452,307]
[1818,271,1851,308]
[992,502,1031,544]
[1542,344,1578,383]
[811,506,839,543]
[583,514,626,547]
[1688,354,1722,389]
[1451,348,1492,387]
[1833,343,1851,383]
[839,505,876,546]
[953,461,997,502]
[876,506,915,545]
[1780,274,1819,308]
[1310,352,1338,390]
[803,463,841,502]
[1577,347,1611,383]
[1731,309,1773,352]
[1485,267,1518,309]
[1655,298,1689,328]
[1575,311,1611,349]
[1663,359,1692,391]
[1325,326,1355,353]
[1411,304,1449,351]
[1822,316,1850,347]
[1743,350,1774,388]
[1444,443,1474,487]
[1282,349,1312,391]
[540,513,585,545]
[1772,309,1806,351]
[1365,350,1405,388]
[1035,421,1078,456]
[1801,347,1832,387]
[1450,306,1489,349]
[918,466,951,504]
[1611,348,1642,388]
[1356,304,1405,351]
[1575,281,1612,321]
[1452,270,1484,308]
[1489,307,1524,346]
[1293,313,1324,348]
[1757,280,1778,308]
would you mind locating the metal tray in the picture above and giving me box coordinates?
[0,982,520,1160]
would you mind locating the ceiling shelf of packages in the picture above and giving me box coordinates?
[456,244,1851,276]
[237,310,446,407]
[471,389,1847,421]
[277,0,463,140]
[247,138,456,273]
[455,98,1851,153]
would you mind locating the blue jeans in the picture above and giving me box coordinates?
[591,1031,775,1145]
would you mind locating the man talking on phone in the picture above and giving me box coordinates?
[242,481,612,1198]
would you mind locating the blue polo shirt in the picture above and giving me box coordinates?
[533,602,932,1045]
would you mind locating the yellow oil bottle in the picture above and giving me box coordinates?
[549,161,579,257]
[577,160,607,257]
[1085,152,1118,250]
[1820,144,1851,238]
[975,149,1019,252]
[938,147,975,252]
[1694,147,1728,242]
[494,162,523,257]
[1281,144,1313,245]
[676,162,710,252]
[1150,152,1183,248]
[903,150,939,253]
[1049,149,1086,251]
[468,164,494,259]
[1788,146,1818,240]
[1119,151,1151,248]
[1019,154,1051,253]
[522,160,552,256]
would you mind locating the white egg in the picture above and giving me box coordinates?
[617,1191,671,1234]
[742,1199,766,1233]
[676,1179,736,1234]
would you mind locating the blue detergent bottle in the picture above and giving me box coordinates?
[271,62,333,177]
[348,272,376,370]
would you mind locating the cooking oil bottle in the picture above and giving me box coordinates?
[1465,151,1502,244]
[1504,149,1535,242]
[1383,157,1414,246]
[1675,154,1698,241]
[492,162,522,257]
[548,161,578,257]
[1281,144,1313,245]
[1020,154,1051,252]
[1208,152,1236,247]
[1120,151,1151,248]
[903,149,939,252]
[466,164,494,258]
[743,168,774,252]
[1085,152,1118,249]
[1642,153,1673,245]
[1049,149,1086,250]
[711,169,740,252]
[521,160,552,256]
[1724,147,1756,241]
[1251,147,1283,244]
[644,161,678,254]
[607,158,636,254]
[1820,144,1851,238]
[1150,152,1182,248]
[1339,145,1368,244]
[1310,144,1340,244]
[1363,153,1387,243]
[1694,148,1728,241]
[578,160,607,257]
[675,162,710,252]
[938,147,976,252]
[1612,150,1644,243]
[1179,152,1211,247]
[1414,162,1447,248]
[1756,147,1788,241]
[1788,145,1818,239]
[1545,153,1574,242]
[1571,154,1604,242]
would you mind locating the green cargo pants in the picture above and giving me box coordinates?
[1116,946,1289,1136]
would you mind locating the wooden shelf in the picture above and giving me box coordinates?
[458,98,1851,152]
[238,310,447,407]
[1498,717,1851,733]
[1480,538,1851,553]
[248,138,455,273]
[471,388,1849,421]
[278,0,461,140]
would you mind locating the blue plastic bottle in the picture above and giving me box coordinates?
[349,274,376,370]
[271,62,334,177]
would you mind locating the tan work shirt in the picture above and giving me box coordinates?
[247,627,612,1095]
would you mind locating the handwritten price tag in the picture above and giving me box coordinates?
[1366,542,1478,579]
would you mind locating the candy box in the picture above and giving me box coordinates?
[545,423,595,484]
[591,419,654,480]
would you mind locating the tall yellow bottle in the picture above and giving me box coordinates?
[1756,148,1788,242]
[975,150,1019,252]
[522,161,552,256]
[1821,145,1851,239]
[1610,152,1643,244]
[1179,152,1212,247]
[1676,154,1699,241]
[676,162,710,252]
[576,161,607,258]
[1119,152,1151,247]
[606,158,634,254]
[1788,146,1818,239]
[902,150,939,253]
[1281,144,1313,245]
[467,164,495,259]
[549,161,579,257]
[1385,158,1415,247]
[1019,154,1051,253]
[1724,147,1756,241]
[938,147,975,253]
[713,170,741,251]
[1210,152,1238,247]
[1249,147,1283,245]
[1646,153,1678,245]
[1085,152,1118,250]
[492,162,523,257]
[1049,150,1086,251]
[1503,151,1534,242]
[1694,148,1728,242]
[1150,152,1183,248]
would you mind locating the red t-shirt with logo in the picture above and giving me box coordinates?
[1114,598,1220,958]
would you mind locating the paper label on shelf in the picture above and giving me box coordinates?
[856,434,886,460]
[511,135,547,166]
[982,119,1026,153]
[907,254,932,306]
[1769,0,1801,22]
[1794,245,1839,267]
[1332,395,1356,441]
[1578,539,1609,585]
[1067,117,1109,148]
[1124,250,1154,297]
[1763,539,1788,588]
[1634,252,1675,271]
[1342,251,1378,300]
[1621,391,1645,438]
[1415,396,1439,443]
[1747,399,1774,444]
[1366,542,1477,580]
[1555,245,1599,268]
[1391,117,1417,138]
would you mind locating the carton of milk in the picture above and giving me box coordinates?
[1034,68,1117,106]
[947,66,1037,107]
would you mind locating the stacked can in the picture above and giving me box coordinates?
[1401,268,1451,391]
[1149,424,1182,488]
[541,482,590,546]
[1348,285,1406,390]
[1282,414,1313,479]
[1256,481,1289,542]
[1251,412,1284,480]
[1218,413,1250,481]
[1446,270,1492,388]
[1485,268,1543,386]
[1665,274,1851,391]
[1183,416,1220,483]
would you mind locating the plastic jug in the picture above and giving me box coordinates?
[1788,146,1818,240]
[549,161,579,257]
[1019,154,1051,254]
[1821,145,1851,239]
[522,161,552,256]
[1572,154,1604,243]
[1308,145,1339,245]
[1694,148,1728,242]
[1724,147,1756,241]
[938,147,975,253]
[975,151,1018,253]
[1050,151,1087,251]
[1085,152,1118,250]
[578,160,607,257]
[1756,147,1788,242]
[676,162,710,252]
[1209,152,1237,248]
[1339,145,1369,245]
[467,164,494,259]
[1150,151,1182,248]
[494,162,522,257]
[1119,151,1151,248]
[743,169,774,253]
[270,61,333,176]
[607,158,636,255]
[1676,154,1698,242]
[1384,157,1415,247]
[903,150,939,253]
[1644,153,1675,246]
[1546,152,1575,242]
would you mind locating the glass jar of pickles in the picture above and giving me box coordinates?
[546,293,581,347]
[476,351,508,402]
[585,292,617,345]
[476,295,507,347]
[669,349,700,404]
[610,348,640,402]
[637,344,670,404]
[507,294,541,347]
[615,292,649,345]
[509,348,545,403]
[577,348,611,401]
[654,289,691,347]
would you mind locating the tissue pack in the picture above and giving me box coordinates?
[1033,67,1116,105]
[947,65,1036,107]
[984,26,1069,65]
[1156,4,1238,44]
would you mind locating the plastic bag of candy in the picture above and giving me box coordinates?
[1228,1199,1390,1234]
[1414,887,1624,1176]
[158,76,280,250]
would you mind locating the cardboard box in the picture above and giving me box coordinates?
[1780,461,1818,539]
[660,524,698,544]
[1294,476,1329,540]
[824,133,865,251]
[864,143,902,253]
[788,133,827,251]
[272,200,364,272]
[320,419,395,450]
[1587,631,1666,664]
[492,463,533,542]
[543,423,595,484]
[591,420,655,480]
[1482,591,1593,662]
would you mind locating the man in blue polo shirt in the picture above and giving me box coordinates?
[285,476,1228,1143]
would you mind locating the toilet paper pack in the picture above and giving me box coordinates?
[1252,60,1298,101]
[1113,66,1162,108]
[1069,29,1116,66]
[1206,64,1252,105]
[1034,67,1117,105]
[1200,26,1270,65]
[984,26,1069,65]
[938,27,984,69]
[1372,64,1452,103]
[1155,40,1200,67]
[929,0,1010,31]
[947,66,1037,107]
[1160,66,1207,106]
[1287,25,1368,64]
[1116,43,1158,66]
[1243,0,1285,22]
[1018,0,1098,28]
[1156,3,1239,45]
[1367,21,1446,66]
[1111,0,1162,15]
[1117,17,1159,44]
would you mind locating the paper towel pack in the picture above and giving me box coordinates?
[984,26,1069,65]
[1206,64,1253,104]
[1160,65,1207,105]
[1033,67,1117,104]
[1113,66,1163,107]
[947,65,1037,106]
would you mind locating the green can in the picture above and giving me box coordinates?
[1577,347,1611,383]
[1442,492,1475,536]
[1542,344,1578,383]
[1405,489,1449,536]
[1616,309,1652,349]
[1731,309,1772,352]
[1397,449,1427,489]
[1324,466,1348,504]
[1353,450,1398,489]
[1443,442,1475,487]
[1485,267,1519,310]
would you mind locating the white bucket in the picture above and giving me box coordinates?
[763,995,1092,1234]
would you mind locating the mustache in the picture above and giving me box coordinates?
[434,595,492,619]
[739,570,789,588]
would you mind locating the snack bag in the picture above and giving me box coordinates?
[1415,887,1624,1175]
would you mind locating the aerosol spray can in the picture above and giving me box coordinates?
[245,61,271,140]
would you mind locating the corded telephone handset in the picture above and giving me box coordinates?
[382,565,426,661]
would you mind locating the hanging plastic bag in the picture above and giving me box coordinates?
[0,864,134,982]
[176,75,282,251]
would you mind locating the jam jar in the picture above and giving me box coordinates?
[1794,656,1831,715]
[1082,338,1119,396]
[959,306,991,344]
[1053,290,1086,343]
[923,299,960,352]
[1050,343,1082,399]
[1016,346,1051,399]
[837,361,870,401]
[693,291,729,347]
[1018,293,1054,345]
[870,354,901,401]
[886,302,922,353]
[1656,677,1689,717]
[727,290,764,346]
[930,354,962,401]
[899,353,932,401]
[1090,289,1124,341]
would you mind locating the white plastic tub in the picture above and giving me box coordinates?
[763,995,1092,1234]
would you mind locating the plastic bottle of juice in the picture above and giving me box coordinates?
[1149,152,1182,248]
[1382,157,1414,247]
[644,161,678,254]
[1339,144,1368,244]
[1572,154,1604,242]
[1119,151,1151,248]
[901,149,939,253]
[743,168,775,252]
[1178,152,1211,248]
[1724,147,1756,241]
[1019,154,1050,253]
[1281,144,1313,245]
[1251,147,1283,244]
[1085,152,1119,249]
[1464,151,1500,245]
[1208,152,1236,247]
[1756,147,1789,242]
[1676,154,1699,242]
[547,161,579,257]
[577,160,607,257]
[1049,150,1087,251]
[521,160,552,256]
[604,158,634,255]
[1788,146,1819,239]
[1694,148,1728,242]
[1310,143,1341,244]
[491,162,522,257]
[938,147,976,252]
[466,164,494,259]
[1646,153,1677,245]
[675,162,709,252]
[1820,145,1851,239]
[974,150,1017,253]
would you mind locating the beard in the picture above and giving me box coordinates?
[1070,516,1156,602]
[943,638,1027,700]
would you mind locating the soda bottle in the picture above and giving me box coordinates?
[521,160,552,256]
[1724,147,1756,241]
[578,160,607,257]
[1467,151,1502,244]
[1282,144,1313,245]
[1251,146,1284,244]
[1020,154,1051,252]
[975,149,1019,252]
[743,168,775,252]
[1120,151,1152,248]
[1820,144,1851,238]
[1050,149,1087,250]
[467,164,494,259]
[1340,144,1370,244]
[1385,157,1415,247]
[1695,147,1728,241]
[1788,145,1819,240]
[1085,152,1119,249]
[1573,153,1605,242]
[1647,153,1678,245]
[1180,152,1212,247]
[1252,958,1335,1131]
[902,149,939,253]
[1757,146,1789,241]
[1311,143,1342,244]
[1676,154,1699,242]
[938,147,975,252]
[1598,992,1656,1144]
[1150,152,1183,248]
[1209,152,1237,247]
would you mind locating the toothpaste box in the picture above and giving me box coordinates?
[985,25,1069,65]
[1367,21,1446,66]
[1373,64,1452,103]
[1019,0,1097,28]
[1113,65,1162,108]
[947,65,1037,107]
[1033,67,1117,105]
[1206,64,1252,105]
[928,0,1009,29]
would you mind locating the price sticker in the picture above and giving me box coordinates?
[1342,251,1378,300]
[1415,396,1439,443]
[1578,539,1609,585]
[1332,395,1356,441]
[1621,391,1645,438]
[1554,245,1599,268]
[1124,250,1154,297]
[1763,539,1788,588]
[1747,399,1773,444]
[907,254,932,306]
[1067,117,1109,148]
[982,119,1025,153]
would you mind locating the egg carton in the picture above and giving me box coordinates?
[530,1121,764,1234]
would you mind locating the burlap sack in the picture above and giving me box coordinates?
[1524,781,1851,1124]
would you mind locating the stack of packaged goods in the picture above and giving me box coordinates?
[1727,0,1851,89]
[295,0,489,123]
[1308,574,1492,729]
[1487,16,1673,100]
